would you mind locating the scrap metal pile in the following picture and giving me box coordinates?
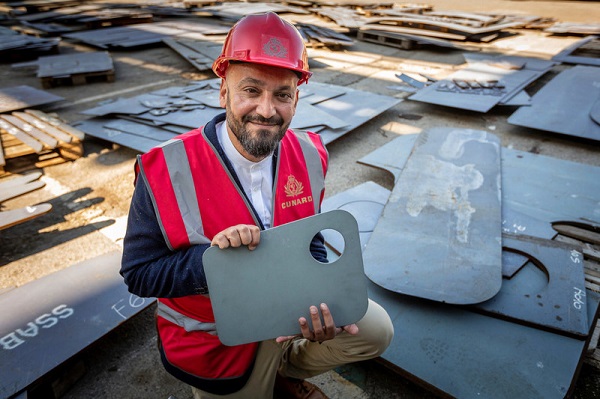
[323,128,600,398]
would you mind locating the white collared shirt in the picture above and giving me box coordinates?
[216,121,274,228]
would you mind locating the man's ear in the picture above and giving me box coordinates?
[219,79,227,109]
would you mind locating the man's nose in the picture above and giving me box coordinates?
[255,94,276,119]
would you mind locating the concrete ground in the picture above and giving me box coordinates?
[1,0,600,398]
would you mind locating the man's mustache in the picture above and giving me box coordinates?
[243,114,283,125]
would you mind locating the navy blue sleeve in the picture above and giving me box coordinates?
[310,231,328,263]
[120,178,210,298]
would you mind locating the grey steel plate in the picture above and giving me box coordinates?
[502,147,600,225]
[0,251,154,399]
[357,134,419,183]
[36,51,113,78]
[77,79,401,152]
[321,181,391,253]
[103,119,179,142]
[162,37,224,71]
[462,52,557,71]
[409,62,547,113]
[359,132,600,230]
[552,35,600,66]
[507,65,600,141]
[364,128,503,304]
[326,182,585,336]
[501,207,558,278]
[63,21,231,49]
[358,131,599,282]
[203,210,369,346]
[474,234,588,337]
[73,118,173,154]
[0,85,64,113]
[368,281,600,399]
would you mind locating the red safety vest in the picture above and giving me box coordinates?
[136,125,328,387]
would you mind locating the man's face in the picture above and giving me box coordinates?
[219,63,299,162]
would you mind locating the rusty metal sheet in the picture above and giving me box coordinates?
[508,65,600,141]
[364,128,503,304]
[203,210,368,346]
[0,251,154,399]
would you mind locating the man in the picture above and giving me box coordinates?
[121,12,393,399]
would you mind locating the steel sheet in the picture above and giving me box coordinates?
[364,128,503,304]
[203,210,368,346]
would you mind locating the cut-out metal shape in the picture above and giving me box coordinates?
[203,210,368,346]
[364,128,503,304]
[474,234,588,338]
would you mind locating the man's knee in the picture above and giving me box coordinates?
[355,299,394,357]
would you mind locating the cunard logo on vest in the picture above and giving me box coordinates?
[282,175,312,209]
[263,37,288,59]
[284,175,303,197]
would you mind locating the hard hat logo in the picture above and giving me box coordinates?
[263,37,288,59]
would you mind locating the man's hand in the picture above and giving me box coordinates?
[211,224,261,250]
[276,303,359,343]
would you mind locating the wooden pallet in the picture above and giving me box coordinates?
[553,223,600,368]
[0,109,84,176]
[41,69,115,88]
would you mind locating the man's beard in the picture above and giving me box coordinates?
[226,97,289,159]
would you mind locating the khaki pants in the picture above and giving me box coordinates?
[191,299,393,399]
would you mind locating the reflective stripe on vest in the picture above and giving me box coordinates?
[293,131,327,215]
[138,128,259,250]
[157,301,217,335]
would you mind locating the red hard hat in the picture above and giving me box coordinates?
[212,12,312,85]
